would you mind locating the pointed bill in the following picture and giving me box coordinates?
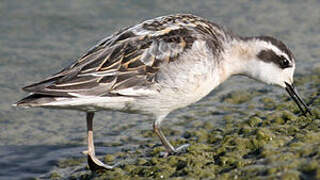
[284,82,312,116]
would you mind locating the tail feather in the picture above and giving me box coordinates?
[22,76,61,92]
[14,94,57,107]
[22,66,79,92]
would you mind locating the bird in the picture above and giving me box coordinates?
[14,14,312,171]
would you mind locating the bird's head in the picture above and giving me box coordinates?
[238,36,312,116]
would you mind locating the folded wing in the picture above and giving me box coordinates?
[22,26,199,99]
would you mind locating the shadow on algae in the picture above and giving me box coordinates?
[45,66,320,180]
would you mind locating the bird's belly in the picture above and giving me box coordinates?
[128,76,219,117]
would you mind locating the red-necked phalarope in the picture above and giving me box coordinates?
[15,14,312,171]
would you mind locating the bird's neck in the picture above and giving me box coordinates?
[218,38,260,82]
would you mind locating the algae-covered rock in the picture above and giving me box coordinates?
[221,90,261,104]
[247,116,263,127]
[49,172,61,180]
[57,157,85,168]
[104,154,115,162]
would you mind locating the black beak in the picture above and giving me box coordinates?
[285,82,312,116]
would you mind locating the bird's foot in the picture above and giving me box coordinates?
[160,143,190,158]
[82,151,118,171]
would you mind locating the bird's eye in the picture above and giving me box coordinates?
[279,57,290,69]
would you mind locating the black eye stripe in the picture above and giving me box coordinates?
[257,50,292,69]
[255,36,294,60]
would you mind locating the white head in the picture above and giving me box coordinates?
[231,36,311,115]
[239,36,295,88]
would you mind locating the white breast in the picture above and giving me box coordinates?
[134,40,222,116]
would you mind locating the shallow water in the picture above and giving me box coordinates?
[0,0,319,179]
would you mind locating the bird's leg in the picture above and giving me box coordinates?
[153,115,190,157]
[84,112,114,171]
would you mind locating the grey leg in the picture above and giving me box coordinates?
[153,115,190,157]
[85,112,114,171]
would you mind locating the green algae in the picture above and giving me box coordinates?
[50,72,320,179]
[104,154,116,163]
[49,172,62,180]
[221,90,262,105]
[57,157,85,168]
